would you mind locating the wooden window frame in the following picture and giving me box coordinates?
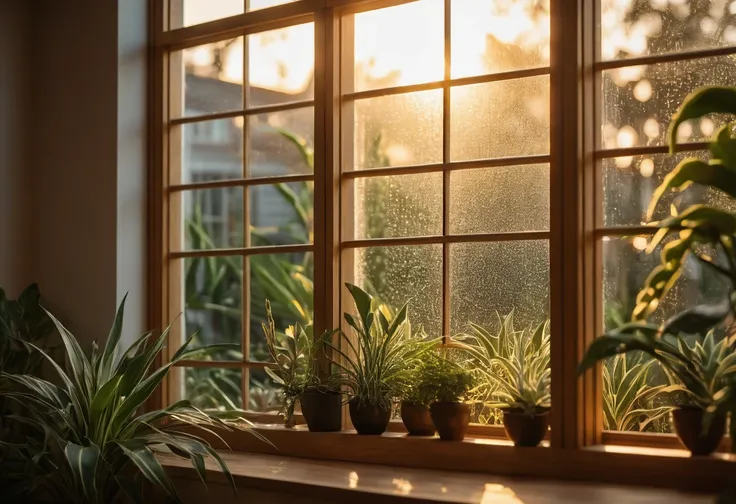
[149,0,736,488]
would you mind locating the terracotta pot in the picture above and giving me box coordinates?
[300,388,343,432]
[349,398,391,435]
[503,409,549,447]
[429,402,470,441]
[672,405,726,456]
[401,402,435,436]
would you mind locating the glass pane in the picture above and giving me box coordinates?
[353,173,443,240]
[249,0,299,12]
[451,0,550,79]
[249,182,312,246]
[354,90,443,170]
[353,245,443,336]
[183,188,244,250]
[248,368,283,413]
[174,0,243,29]
[183,256,243,361]
[248,107,314,177]
[249,252,314,362]
[183,367,243,411]
[180,119,243,184]
[602,236,730,330]
[602,151,736,227]
[450,241,550,335]
[451,76,550,161]
[247,23,314,106]
[600,0,736,61]
[352,0,444,92]
[450,164,550,234]
[181,38,244,117]
[602,56,736,149]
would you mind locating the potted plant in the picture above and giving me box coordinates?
[396,357,436,436]
[415,352,475,441]
[300,329,342,433]
[461,315,551,447]
[0,296,255,503]
[580,86,736,455]
[327,283,431,435]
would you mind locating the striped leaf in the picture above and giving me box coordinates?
[64,442,100,501]
[117,440,180,503]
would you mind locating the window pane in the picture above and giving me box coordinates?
[450,241,549,335]
[183,256,243,361]
[352,0,444,92]
[174,0,244,29]
[181,38,244,117]
[248,0,299,12]
[450,164,550,234]
[248,107,314,177]
[180,119,243,184]
[451,76,550,161]
[451,0,550,79]
[353,245,443,336]
[247,23,314,106]
[601,56,736,149]
[249,252,314,362]
[249,182,312,246]
[182,367,243,411]
[602,236,730,330]
[353,173,443,240]
[183,188,244,250]
[600,0,736,61]
[602,151,736,227]
[248,368,283,413]
[353,90,443,170]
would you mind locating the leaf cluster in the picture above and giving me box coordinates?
[414,352,476,404]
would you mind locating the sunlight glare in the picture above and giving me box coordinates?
[639,158,654,178]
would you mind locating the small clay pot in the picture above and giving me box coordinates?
[672,405,726,456]
[349,398,391,435]
[401,402,435,436]
[300,388,343,432]
[429,402,470,441]
[503,409,549,447]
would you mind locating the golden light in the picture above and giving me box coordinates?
[632,236,648,251]
[392,478,414,496]
[700,118,715,137]
[615,156,633,169]
[616,126,638,148]
[639,158,654,178]
[479,483,525,504]
[348,471,359,489]
[676,122,693,143]
[633,79,652,102]
[643,118,660,139]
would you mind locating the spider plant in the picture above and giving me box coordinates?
[262,300,318,424]
[326,283,433,410]
[0,296,256,504]
[460,313,551,415]
[602,353,677,432]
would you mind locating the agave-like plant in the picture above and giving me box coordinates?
[460,314,551,415]
[602,353,677,432]
[0,296,253,504]
[326,283,434,410]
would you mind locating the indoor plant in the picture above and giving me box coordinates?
[0,296,255,503]
[463,316,551,447]
[396,356,436,436]
[416,352,475,441]
[327,283,431,435]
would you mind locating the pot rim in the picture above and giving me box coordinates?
[503,407,550,417]
[302,386,342,396]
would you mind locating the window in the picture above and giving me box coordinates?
[153,0,736,456]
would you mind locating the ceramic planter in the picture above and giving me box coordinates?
[429,402,470,441]
[349,398,391,435]
[672,405,726,456]
[400,401,435,436]
[502,409,549,447]
[300,388,343,432]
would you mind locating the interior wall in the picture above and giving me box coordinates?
[30,0,148,347]
[0,0,32,297]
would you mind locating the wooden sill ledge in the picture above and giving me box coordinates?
[160,451,713,504]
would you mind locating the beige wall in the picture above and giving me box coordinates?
[0,0,32,297]
[0,0,148,345]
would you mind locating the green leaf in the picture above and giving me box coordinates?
[710,124,736,167]
[662,300,732,336]
[65,442,100,501]
[117,440,180,503]
[345,283,372,330]
[99,294,128,384]
[668,86,736,151]
[578,326,659,375]
[647,159,736,220]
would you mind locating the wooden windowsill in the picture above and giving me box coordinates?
[174,423,736,494]
[160,451,713,503]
